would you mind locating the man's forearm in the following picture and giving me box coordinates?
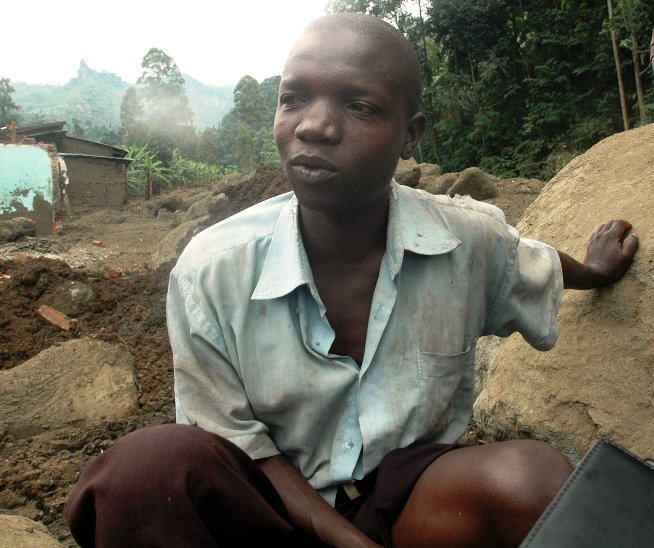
[258,454,380,548]
[558,251,608,289]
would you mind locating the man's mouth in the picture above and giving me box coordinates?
[289,155,338,181]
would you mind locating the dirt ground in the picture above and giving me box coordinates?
[0,167,539,545]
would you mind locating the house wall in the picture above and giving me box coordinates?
[65,156,128,208]
[0,144,56,235]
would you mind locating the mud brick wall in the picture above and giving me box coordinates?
[65,156,127,209]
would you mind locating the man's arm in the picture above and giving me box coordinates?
[558,219,638,290]
[259,455,381,548]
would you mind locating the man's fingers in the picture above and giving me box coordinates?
[622,233,639,258]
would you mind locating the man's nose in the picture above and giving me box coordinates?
[294,100,341,144]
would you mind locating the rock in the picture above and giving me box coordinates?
[156,208,179,227]
[0,515,63,547]
[214,172,251,194]
[418,163,441,179]
[474,124,654,463]
[148,216,208,273]
[149,189,207,216]
[49,281,96,317]
[0,339,138,440]
[184,193,229,222]
[448,167,498,200]
[419,172,458,195]
[0,218,36,243]
[394,158,421,187]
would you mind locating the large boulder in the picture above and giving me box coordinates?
[474,124,654,463]
[0,515,63,547]
[394,158,421,187]
[184,193,230,222]
[148,216,208,273]
[448,167,498,200]
[0,339,139,440]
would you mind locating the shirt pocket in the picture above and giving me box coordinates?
[416,345,471,437]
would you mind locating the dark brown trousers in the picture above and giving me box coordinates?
[65,424,458,547]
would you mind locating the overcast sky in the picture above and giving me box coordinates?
[3,0,329,87]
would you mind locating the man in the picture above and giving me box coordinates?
[65,13,638,547]
[54,155,71,233]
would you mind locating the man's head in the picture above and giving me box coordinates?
[274,13,425,213]
[304,13,422,118]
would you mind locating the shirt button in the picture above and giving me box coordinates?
[344,441,353,450]
[315,341,321,347]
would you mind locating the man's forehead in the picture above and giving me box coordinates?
[283,26,402,83]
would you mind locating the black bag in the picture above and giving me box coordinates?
[520,439,654,548]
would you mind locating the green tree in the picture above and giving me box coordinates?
[120,86,145,139]
[213,74,280,170]
[0,78,20,127]
[120,48,196,162]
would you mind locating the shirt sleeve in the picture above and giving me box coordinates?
[484,229,564,351]
[167,269,281,460]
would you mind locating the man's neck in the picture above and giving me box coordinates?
[298,193,390,268]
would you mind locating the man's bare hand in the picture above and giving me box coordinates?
[559,220,638,290]
[584,220,639,286]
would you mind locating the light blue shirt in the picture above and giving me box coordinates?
[168,182,563,505]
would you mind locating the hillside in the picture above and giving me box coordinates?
[12,61,235,138]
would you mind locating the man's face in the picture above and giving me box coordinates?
[274,26,420,214]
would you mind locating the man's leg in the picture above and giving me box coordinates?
[65,424,315,548]
[392,440,572,547]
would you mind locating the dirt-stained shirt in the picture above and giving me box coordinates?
[168,182,563,505]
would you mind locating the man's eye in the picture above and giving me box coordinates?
[348,102,377,115]
[280,95,304,108]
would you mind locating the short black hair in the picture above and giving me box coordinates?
[306,13,422,117]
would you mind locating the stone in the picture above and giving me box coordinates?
[148,216,208,273]
[0,515,63,547]
[49,281,96,317]
[0,217,36,243]
[156,208,178,227]
[448,167,498,200]
[418,163,441,179]
[474,124,654,463]
[213,172,250,194]
[419,172,458,195]
[184,193,229,222]
[393,158,421,187]
[0,339,139,440]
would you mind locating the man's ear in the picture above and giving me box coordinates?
[400,113,426,160]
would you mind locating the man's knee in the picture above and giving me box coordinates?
[478,440,572,510]
[393,440,572,547]
[65,424,269,547]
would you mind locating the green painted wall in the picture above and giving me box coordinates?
[0,145,53,214]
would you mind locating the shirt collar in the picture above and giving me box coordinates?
[386,182,461,274]
[251,195,313,300]
[251,182,461,300]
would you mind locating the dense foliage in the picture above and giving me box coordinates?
[329,0,654,177]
